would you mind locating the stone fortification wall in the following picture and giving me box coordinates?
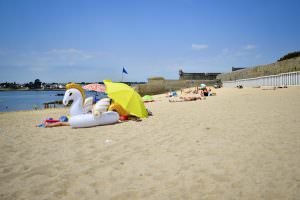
[217,57,300,81]
[179,70,220,80]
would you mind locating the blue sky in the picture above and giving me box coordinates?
[0,0,299,83]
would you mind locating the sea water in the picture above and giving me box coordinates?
[0,90,105,112]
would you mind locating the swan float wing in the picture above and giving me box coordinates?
[83,97,93,113]
[92,98,111,116]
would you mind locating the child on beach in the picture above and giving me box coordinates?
[44,121,70,128]
[36,116,70,128]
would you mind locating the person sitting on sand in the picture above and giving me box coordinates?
[192,86,199,94]
[207,87,212,96]
[166,90,178,97]
[203,87,209,96]
[166,90,174,97]
[200,86,213,96]
[199,89,204,97]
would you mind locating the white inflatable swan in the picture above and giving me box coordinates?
[63,83,119,128]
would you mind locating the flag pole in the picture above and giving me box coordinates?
[122,66,127,82]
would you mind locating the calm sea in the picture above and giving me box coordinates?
[0,90,105,112]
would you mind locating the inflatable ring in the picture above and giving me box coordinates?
[108,103,129,116]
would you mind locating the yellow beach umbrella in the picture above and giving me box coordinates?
[104,80,148,118]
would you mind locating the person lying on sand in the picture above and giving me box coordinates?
[45,122,70,127]
[169,96,203,102]
[36,121,70,128]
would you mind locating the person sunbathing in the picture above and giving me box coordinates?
[169,96,202,102]
[44,121,70,127]
[36,120,70,128]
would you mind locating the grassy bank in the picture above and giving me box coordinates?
[217,57,300,81]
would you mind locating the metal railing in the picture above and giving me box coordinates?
[222,71,300,87]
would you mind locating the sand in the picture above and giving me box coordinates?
[1,87,300,200]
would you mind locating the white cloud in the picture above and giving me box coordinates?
[244,44,256,50]
[192,44,208,50]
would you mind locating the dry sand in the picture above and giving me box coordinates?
[0,87,300,200]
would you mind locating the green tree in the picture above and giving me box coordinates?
[34,79,42,88]
[277,51,300,62]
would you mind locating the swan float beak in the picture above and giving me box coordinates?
[63,99,69,106]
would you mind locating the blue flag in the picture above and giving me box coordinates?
[122,67,128,74]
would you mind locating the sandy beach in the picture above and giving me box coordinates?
[1,87,300,200]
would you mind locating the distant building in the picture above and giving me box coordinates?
[232,67,245,71]
[179,70,221,80]
[58,84,66,89]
